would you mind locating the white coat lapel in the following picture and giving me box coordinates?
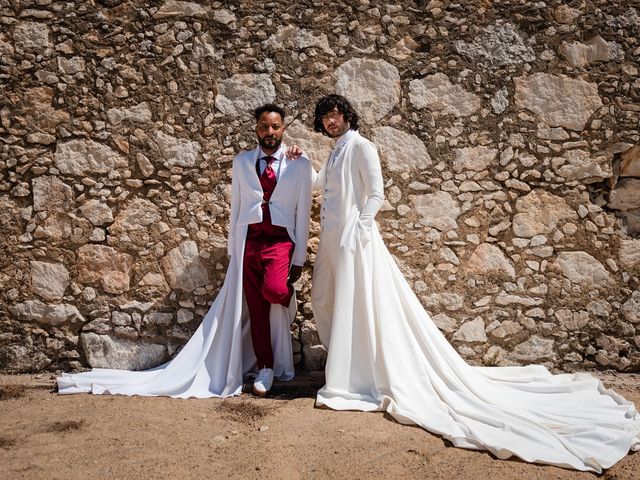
[340,130,358,165]
[277,154,290,182]
[245,147,262,192]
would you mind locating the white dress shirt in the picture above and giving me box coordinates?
[257,144,285,180]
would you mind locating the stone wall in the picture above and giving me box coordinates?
[1,0,639,374]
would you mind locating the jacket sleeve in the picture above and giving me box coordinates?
[355,141,384,230]
[292,159,313,266]
[227,157,240,257]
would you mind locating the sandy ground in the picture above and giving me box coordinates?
[1,372,639,480]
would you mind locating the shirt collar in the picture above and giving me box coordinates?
[258,143,285,161]
[334,129,355,151]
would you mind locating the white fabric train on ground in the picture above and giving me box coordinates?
[57,225,295,398]
[313,131,640,473]
[57,145,315,398]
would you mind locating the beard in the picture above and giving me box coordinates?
[258,135,282,151]
[325,123,349,138]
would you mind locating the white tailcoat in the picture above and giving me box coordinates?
[229,146,312,266]
[312,131,640,472]
[57,146,314,398]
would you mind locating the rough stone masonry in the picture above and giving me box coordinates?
[0,0,639,374]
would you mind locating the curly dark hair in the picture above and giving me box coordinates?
[254,103,286,122]
[313,94,359,136]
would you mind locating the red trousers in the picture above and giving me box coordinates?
[243,222,294,370]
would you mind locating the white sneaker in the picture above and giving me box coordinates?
[253,367,274,396]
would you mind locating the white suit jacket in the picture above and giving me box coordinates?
[228,145,313,266]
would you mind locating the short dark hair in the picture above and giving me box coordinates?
[254,103,286,122]
[313,94,359,136]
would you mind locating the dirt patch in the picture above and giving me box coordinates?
[0,436,16,449]
[0,384,26,400]
[45,419,86,433]
[215,400,277,424]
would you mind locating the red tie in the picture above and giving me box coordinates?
[260,156,277,201]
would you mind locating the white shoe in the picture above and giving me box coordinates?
[253,368,274,396]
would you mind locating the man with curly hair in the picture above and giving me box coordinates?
[308,94,640,473]
[310,94,384,347]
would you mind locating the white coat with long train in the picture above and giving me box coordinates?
[312,130,640,473]
[57,146,314,398]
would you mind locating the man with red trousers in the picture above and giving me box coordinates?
[228,104,313,395]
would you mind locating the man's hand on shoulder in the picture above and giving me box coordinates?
[285,144,304,160]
